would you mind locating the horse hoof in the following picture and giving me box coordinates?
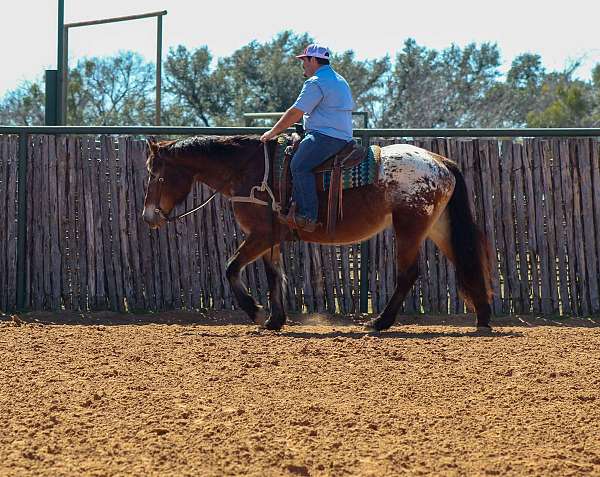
[476,325,493,334]
[363,326,381,335]
[254,306,267,326]
[364,317,391,332]
[263,319,283,331]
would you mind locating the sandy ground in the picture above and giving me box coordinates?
[1,310,599,477]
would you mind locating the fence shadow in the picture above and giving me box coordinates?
[1,310,598,329]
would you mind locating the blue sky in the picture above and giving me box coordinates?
[1,0,599,96]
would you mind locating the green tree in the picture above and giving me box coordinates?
[527,81,594,127]
[163,45,231,126]
[589,63,600,126]
[380,39,438,127]
[438,42,502,126]
[507,53,545,89]
[0,80,45,125]
[483,53,547,126]
[66,51,155,125]
[1,33,598,129]
[163,33,388,127]
[215,31,312,125]
[380,39,502,128]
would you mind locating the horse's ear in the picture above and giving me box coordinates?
[146,137,159,155]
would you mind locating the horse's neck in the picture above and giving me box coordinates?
[189,143,262,196]
[187,156,231,194]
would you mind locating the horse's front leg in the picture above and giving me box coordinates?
[225,235,272,326]
[262,245,287,331]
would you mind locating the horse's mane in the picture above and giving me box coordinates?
[160,135,261,159]
[148,135,265,173]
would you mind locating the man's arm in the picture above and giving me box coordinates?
[260,107,304,143]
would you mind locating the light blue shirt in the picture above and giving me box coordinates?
[292,65,354,141]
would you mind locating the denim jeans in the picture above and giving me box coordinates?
[290,131,349,221]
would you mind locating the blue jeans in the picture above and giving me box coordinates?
[290,131,348,221]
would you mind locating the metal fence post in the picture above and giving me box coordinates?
[16,133,29,310]
[359,132,370,313]
[45,70,58,126]
[155,14,163,125]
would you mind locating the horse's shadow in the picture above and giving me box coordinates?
[275,329,522,340]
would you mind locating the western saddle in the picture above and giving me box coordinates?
[276,132,368,234]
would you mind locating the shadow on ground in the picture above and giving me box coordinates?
[1,310,598,329]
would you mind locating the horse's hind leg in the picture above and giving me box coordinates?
[366,214,426,332]
[428,210,492,330]
[226,235,272,325]
[262,245,287,331]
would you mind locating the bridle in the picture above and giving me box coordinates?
[149,173,218,223]
[148,142,280,224]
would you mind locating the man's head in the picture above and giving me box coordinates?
[296,44,330,77]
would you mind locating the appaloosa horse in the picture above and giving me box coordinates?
[142,135,492,331]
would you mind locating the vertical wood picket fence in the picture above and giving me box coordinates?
[0,134,599,316]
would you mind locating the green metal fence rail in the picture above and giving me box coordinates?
[2,126,600,314]
[2,126,600,136]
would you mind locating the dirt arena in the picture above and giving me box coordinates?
[1,310,599,476]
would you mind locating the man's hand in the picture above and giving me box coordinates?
[260,107,304,143]
[260,129,278,143]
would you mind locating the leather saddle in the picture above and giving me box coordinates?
[276,133,368,234]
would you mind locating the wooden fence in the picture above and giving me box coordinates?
[0,134,599,316]
[0,136,18,311]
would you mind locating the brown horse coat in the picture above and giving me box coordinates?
[143,135,492,331]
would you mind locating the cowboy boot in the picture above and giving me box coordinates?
[276,203,317,232]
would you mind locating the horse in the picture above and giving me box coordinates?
[142,135,493,332]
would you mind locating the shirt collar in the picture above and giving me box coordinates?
[315,65,332,75]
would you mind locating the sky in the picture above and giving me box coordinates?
[1,0,599,96]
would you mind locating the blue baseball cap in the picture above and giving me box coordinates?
[296,44,331,60]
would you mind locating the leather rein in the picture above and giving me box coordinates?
[151,142,280,224]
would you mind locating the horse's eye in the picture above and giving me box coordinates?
[158,177,164,183]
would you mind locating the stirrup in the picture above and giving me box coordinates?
[277,202,296,227]
[276,212,289,226]
[292,215,317,233]
[276,204,317,233]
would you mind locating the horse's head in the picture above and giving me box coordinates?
[142,139,195,229]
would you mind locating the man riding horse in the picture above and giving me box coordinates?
[143,45,494,332]
[260,44,354,232]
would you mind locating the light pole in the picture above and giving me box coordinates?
[55,0,65,125]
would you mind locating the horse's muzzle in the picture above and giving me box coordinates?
[142,206,166,229]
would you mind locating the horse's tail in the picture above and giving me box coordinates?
[441,159,492,310]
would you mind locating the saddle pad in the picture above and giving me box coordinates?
[322,145,381,190]
[272,137,381,192]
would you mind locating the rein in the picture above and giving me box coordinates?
[152,142,280,223]
[229,143,281,213]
